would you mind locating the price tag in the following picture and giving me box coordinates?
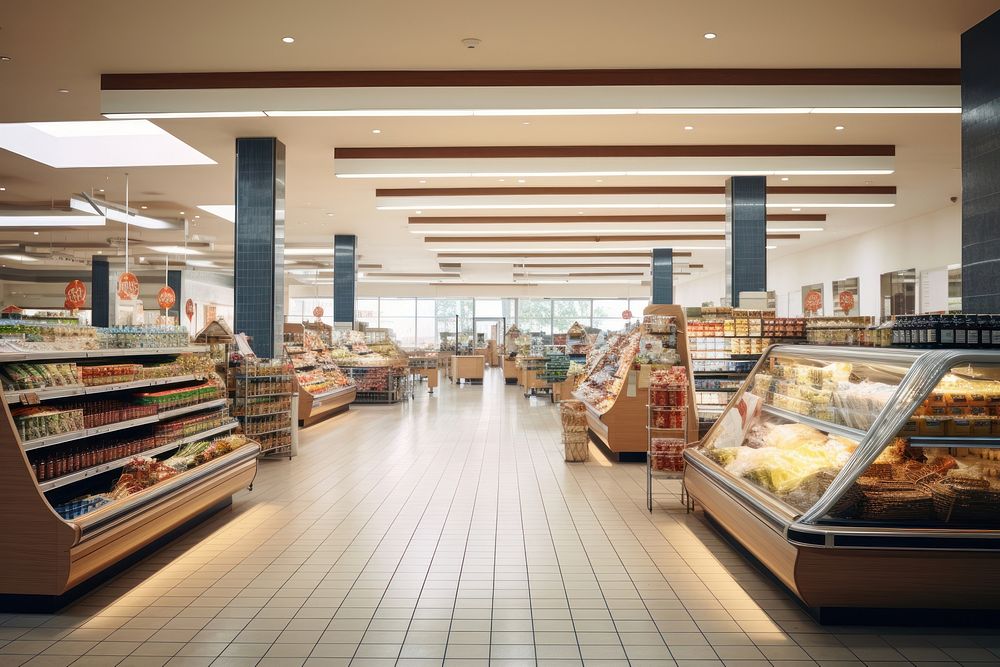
[21,392,40,405]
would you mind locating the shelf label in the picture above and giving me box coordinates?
[21,392,40,405]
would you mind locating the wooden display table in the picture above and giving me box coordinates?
[502,357,518,384]
[551,378,575,403]
[451,355,485,383]
[412,367,439,393]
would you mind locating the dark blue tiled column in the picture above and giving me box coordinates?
[725,176,767,307]
[167,269,182,324]
[651,248,674,304]
[962,9,1000,312]
[333,235,357,328]
[91,255,110,327]
[235,138,285,358]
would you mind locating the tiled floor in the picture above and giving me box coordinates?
[2,369,999,667]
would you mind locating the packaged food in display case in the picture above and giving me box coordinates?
[683,344,1000,615]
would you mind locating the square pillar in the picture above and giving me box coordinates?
[725,176,767,307]
[91,255,111,327]
[167,269,182,323]
[651,248,674,304]
[334,234,357,328]
[234,137,285,358]
[962,9,1000,312]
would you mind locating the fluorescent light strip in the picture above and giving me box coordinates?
[411,226,824,235]
[0,215,106,228]
[257,107,958,117]
[382,203,892,211]
[145,245,203,255]
[343,169,895,179]
[0,253,39,262]
[103,111,267,119]
[69,197,174,230]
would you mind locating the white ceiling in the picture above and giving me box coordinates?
[0,0,996,292]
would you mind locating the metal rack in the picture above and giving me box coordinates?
[234,358,295,459]
[343,366,413,404]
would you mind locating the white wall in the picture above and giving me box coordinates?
[675,204,962,317]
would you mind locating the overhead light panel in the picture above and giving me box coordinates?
[0,214,105,228]
[197,204,236,222]
[145,245,204,255]
[70,196,175,230]
[0,120,216,168]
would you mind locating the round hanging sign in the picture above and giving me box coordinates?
[838,290,855,315]
[64,280,86,309]
[622,309,633,320]
[804,289,823,314]
[184,298,195,322]
[63,298,75,310]
[116,272,140,300]
[157,286,176,310]
[313,306,324,318]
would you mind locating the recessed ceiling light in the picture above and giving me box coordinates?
[371,129,381,134]
[97,251,102,255]
[98,188,104,192]
[416,210,423,214]
[179,211,185,215]
[522,121,531,125]
[835,125,845,131]
[792,207,802,212]
[140,205,148,209]
[0,187,5,191]
[194,215,200,218]
[32,231,38,235]
[517,179,526,183]
[780,177,789,181]
[498,179,505,182]
[683,126,694,131]
[327,212,334,217]
[57,88,69,94]
[704,32,717,39]
[596,179,603,183]
[282,36,295,43]
[419,179,427,183]
[0,56,11,62]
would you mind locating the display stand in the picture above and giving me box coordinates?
[577,305,698,461]
[451,355,485,384]
[234,358,295,459]
[517,356,549,396]
[409,354,440,393]
[502,357,519,384]
[0,344,258,609]
[282,323,356,426]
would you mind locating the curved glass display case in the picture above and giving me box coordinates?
[683,345,1000,614]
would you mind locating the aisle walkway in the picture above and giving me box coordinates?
[2,370,999,667]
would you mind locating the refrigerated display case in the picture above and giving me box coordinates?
[683,344,1000,615]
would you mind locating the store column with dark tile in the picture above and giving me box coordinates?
[334,234,357,328]
[962,8,1000,312]
[725,176,767,307]
[234,137,285,358]
[651,247,674,304]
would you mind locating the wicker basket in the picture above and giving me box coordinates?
[559,400,588,433]
[930,477,999,523]
[858,478,934,521]
[563,434,589,462]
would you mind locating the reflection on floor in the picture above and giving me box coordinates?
[1,368,998,666]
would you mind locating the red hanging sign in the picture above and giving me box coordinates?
[622,309,633,320]
[804,289,823,314]
[184,298,195,322]
[157,286,176,310]
[312,306,324,318]
[64,279,86,309]
[838,290,856,315]
[116,272,140,300]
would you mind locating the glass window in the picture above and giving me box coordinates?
[593,318,627,333]
[379,297,416,317]
[553,318,584,334]
[553,299,591,322]
[518,298,552,323]
[415,318,436,348]
[416,298,436,317]
[474,298,503,318]
[380,317,416,347]
[356,298,379,325]
[628,298,649,315]
[593,299,629,319]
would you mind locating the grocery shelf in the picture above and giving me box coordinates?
[236,391,294,399]
[908,436,1000,448]
[157,397,228,420]
[4,374,203,405]
[307,385,355,401]
[762,404,866,441]
[243,425,293,438]
[21,397,228,452]
[0,345,209,363]
[36,420,239,492]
